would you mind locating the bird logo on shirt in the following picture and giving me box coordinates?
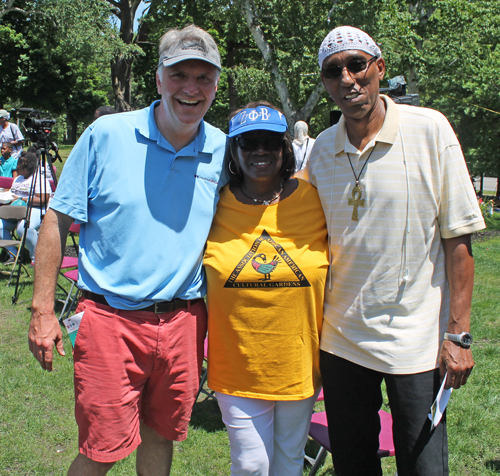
[251,253,281,281]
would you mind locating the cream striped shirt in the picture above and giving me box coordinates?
[309,96,485,373]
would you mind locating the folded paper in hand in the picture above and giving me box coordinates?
[428,372,453,431]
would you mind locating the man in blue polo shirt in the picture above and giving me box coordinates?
[28,25,226,475]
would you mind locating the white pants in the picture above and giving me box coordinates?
[216,391,319,476]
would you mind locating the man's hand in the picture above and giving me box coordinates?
[29,308,65,371]
[28,208,73,371]
[438,340,474,389]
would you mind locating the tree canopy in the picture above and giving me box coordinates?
[1,0,499,189]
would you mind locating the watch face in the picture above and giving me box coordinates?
[461,333,473,346]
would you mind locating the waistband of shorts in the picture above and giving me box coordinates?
[82,291,203,314]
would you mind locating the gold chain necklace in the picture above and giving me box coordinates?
[346,144,377,221]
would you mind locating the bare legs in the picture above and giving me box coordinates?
[136,421,173,476]
[67,422,173,476]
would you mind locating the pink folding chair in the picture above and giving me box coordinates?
[60,223,80,270]
[307,409,395,476]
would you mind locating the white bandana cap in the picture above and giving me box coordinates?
[318,26,382,69]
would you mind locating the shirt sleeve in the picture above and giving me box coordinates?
[49,126,95,223]
[437,118,485,238]
[13,124,24,141]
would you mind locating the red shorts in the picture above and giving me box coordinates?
[73,297,207,463]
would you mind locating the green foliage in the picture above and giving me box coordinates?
[2,0,500,160]
[478,201,500,230]
[1,0,128,134]
[0,24,26,107]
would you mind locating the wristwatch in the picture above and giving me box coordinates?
[444,332,473,349]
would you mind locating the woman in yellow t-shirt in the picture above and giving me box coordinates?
[204,102,328,476]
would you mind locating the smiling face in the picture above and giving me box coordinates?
[321,49,385,123]
[236,131,284,188]
[156,59,219,131]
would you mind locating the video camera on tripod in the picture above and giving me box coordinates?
[380,76,420,106]
[12,108,61,163]
[8,108,60,303]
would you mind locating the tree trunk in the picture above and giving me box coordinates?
[111,56,133,112]
[239,0,323,131]
[107,0,144,112]
[407,62,420,95]
[66,113,78,144]
[227,41,238,112]
[406,3,436,95]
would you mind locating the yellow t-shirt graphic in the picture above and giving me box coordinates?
[224,229,311,288]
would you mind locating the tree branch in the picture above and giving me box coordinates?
[327,0,339,23]
[106,0,121,9]
[0,6,57,27]
[297,80,325,122]
[239,0,295,123]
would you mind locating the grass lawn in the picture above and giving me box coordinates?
[0,147,499,474]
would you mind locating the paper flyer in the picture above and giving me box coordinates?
[428,372,453,431]
[63,312,84,347]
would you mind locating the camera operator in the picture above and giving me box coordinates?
[0,109,24,158]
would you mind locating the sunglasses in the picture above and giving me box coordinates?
[236,136,284,152]
[321,56,378,79]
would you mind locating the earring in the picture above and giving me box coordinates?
[229,161,238,175]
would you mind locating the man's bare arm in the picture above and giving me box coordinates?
[29,208,74,371]
[438,234,475,389]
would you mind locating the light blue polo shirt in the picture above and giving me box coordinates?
[50,101,227,309]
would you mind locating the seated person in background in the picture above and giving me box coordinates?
[0,152,52,265]
[0,109,24,158]
[0,142,19,178]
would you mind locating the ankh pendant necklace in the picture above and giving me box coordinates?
[346,144,377,221]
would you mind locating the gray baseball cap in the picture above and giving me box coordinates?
[160,38,221,71]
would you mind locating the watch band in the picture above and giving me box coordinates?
[444,332,473,349]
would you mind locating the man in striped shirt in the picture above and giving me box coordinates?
[308,26,485,476]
